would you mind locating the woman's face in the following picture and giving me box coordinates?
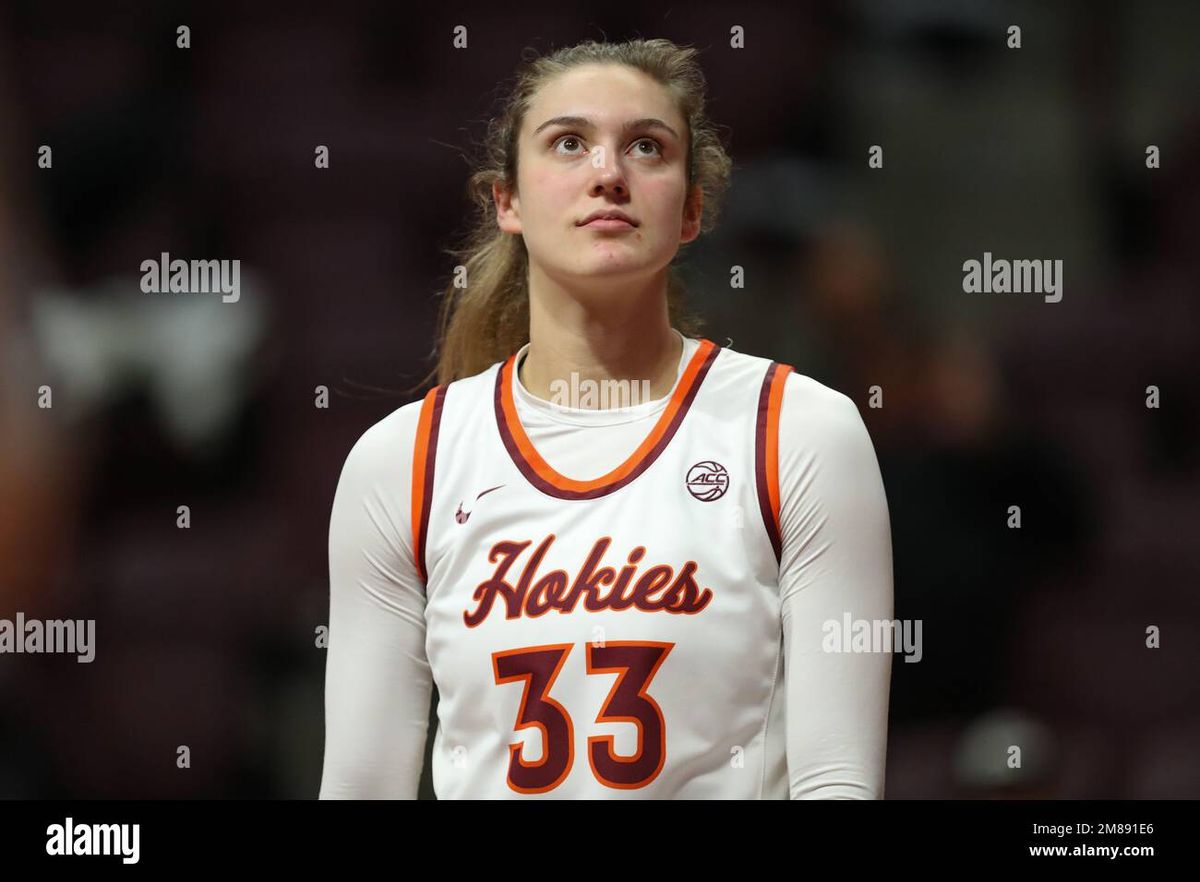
[495,63,703,294]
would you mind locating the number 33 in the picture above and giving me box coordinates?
[492,641,674,794]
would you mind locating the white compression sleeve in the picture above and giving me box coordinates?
[319,402,432,799]
[776,373,895,799]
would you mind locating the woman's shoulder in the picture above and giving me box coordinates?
[779,369,859,418]
[334,397,430,495]
[774,370,879,470]
[714,341,860,423]
[721,342,871,449]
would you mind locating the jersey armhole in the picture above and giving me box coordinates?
[411,384,448,583]
[754,363,793,567]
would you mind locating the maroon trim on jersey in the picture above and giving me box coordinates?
[413,384,448,583]
[494,339,722,500]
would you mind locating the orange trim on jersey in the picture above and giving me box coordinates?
[411,384,447,582]
[765,363,792,527]
[494,338,722,500]
[755,362,793,565]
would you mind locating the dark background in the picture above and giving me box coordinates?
[1,0,1197,798]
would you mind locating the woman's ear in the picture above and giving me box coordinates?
[493,179,522,234]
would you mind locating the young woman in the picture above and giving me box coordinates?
[319,38,893,799]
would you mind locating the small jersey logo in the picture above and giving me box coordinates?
[455,484,506,523]
[686,461,729,501]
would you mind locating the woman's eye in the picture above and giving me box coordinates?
[632,138,662,157]
[554,135,585,154]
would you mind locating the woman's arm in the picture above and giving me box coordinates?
[777,373,894,799]
[319,403,434,799]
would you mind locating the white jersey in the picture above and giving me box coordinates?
[320,330,893,799]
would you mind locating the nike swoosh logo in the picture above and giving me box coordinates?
[455,484,506,524]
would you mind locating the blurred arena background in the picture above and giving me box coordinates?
[1,0,1197,798]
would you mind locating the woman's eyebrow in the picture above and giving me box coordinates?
[532,115,679,140]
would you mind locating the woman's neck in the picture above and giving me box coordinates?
[519,277,682,409]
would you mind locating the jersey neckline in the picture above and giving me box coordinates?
[511,328,697,427]
[493,336,722,499]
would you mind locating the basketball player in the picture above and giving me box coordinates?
[319,38,893,798]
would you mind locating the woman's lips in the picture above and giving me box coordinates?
[581,218,635,230]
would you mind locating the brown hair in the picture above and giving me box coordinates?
[413,37,733,391]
